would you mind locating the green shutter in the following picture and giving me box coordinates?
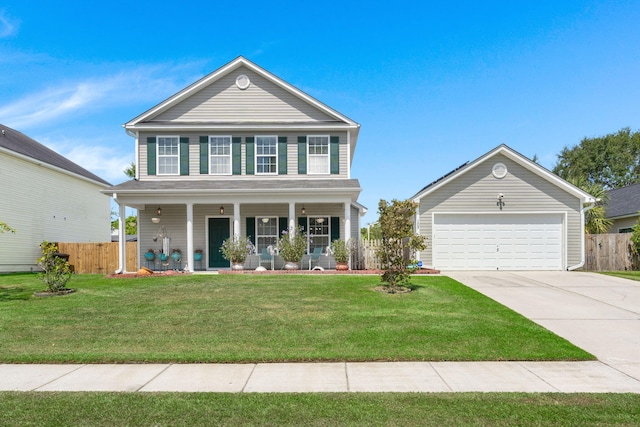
[278,136,287,175]
[279,217,288,235]
[199,136,208,174]
[180,137,189,176]
[330,136,339,174]
[298,217,307,233]
[147,137,156,176]
[331,217,340,241]
[298,136,307,174]
[246,217,255,244]
[246,137,255,175]
[232,137,242,175]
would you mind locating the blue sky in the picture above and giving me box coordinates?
[1,1,639,224]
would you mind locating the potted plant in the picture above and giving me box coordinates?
[171,248,182,262]
[194,249,203,262]
[277,227,307,269]
[144,249,155,261]
[330,239,351,270]
[220,236,254,269]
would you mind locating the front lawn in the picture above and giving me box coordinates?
[1,392,638,426]
[0,273,593,363]
[601,271,640,281]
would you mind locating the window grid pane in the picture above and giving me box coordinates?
[256,218,278,253]
[256,136,277,174]
[158,136,179,175]
[308,136,329,174]
[210,136,231,175]
[309,217,329,253]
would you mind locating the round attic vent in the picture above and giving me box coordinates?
[492,162,507,179]
[236,74,250,90]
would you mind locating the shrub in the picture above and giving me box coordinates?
[330,239,351,263]
[277,227,308,262]
[220,236,255,264]
[36,241,72,292]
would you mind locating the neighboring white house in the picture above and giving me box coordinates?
[412,145,596,271]
[0,125,112,272]
[104,56,366,272]
[605,183,640,233]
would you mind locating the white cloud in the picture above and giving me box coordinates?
[0,62,204,129]
[38,135,132,184]
[0,10,19,38]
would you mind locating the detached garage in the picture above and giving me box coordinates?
[413,145,595,271]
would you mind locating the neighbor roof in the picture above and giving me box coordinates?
[412,144,596,203]
[0,124,111,186]
[606,183,640,219]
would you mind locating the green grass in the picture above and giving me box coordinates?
[1,392,638,426]
[0,273,592,363]
[601,271,640,281]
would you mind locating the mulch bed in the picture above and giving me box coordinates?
[106,268,440,278]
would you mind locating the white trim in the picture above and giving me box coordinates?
[255,135,278,175]
[156,135,180,176]
[208,135,232,176]
[432,211,567,271]
[413,145,595,204]
[307,135,330,175]
[125,57,359,129]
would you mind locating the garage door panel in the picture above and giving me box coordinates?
[434,214,563,270]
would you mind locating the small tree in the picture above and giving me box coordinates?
[630,216,640,269]
[37,241,72,293]
[376,199,426,293]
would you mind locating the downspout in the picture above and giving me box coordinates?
[567,201,595,271]
[113,193,126,274]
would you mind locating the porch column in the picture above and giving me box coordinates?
[233,202,240,238]
[186,203,194,273]
[117,200,127,273]
[344,201,352,269]
[288,202,296,235]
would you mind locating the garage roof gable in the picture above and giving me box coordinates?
[412,144,596,204]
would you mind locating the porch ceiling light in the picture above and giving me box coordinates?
[219,206,224,215]
[261,217,270,223]
[316,218,325,224]
[157,207,162,216]
[301,206,306,215]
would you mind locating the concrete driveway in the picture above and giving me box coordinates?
[446,271,640,381]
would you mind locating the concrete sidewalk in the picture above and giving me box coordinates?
[2,360,640,393]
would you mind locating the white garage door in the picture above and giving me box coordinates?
[433,213,563,270]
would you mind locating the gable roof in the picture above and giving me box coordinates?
[412,144,595,204]
[0,124,111,186]
[606,183,640,219]
[125,56,359,128]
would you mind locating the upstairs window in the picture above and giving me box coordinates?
[308,136,329,174]
[256,136,277,174]
[157,136,179,175]
[209,136,231,175]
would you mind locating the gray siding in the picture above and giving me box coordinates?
[609,217,638,233]
[138,132,349,180]
[417,154,584,268]
[153,68,336,123]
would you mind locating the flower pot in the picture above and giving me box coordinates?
[144,252,155,261]
[284,261,299,270]
[159,253,169,262]
[194,252,203,261]
[171,252,181,262]
[335,262,349,271]
[231,263,244,270]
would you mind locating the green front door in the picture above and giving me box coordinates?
[208,218,230,268]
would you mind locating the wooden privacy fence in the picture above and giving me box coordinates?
[353,239,383,270]
[584,233,638,271]
[57,242,138,274]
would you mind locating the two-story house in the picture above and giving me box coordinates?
[104,57,365,273]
